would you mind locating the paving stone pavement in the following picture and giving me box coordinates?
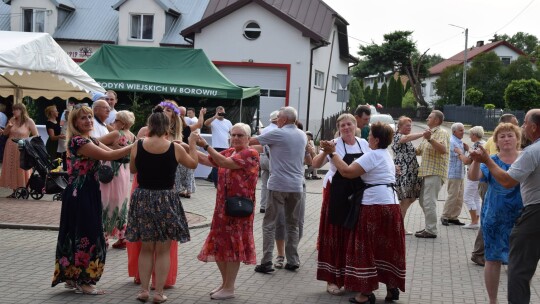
[1,119,540,304]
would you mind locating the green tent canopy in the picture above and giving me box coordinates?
[80,45,259,100]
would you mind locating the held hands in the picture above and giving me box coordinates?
[468,145,489,163]
[194,134,208,148]
[188,132,199,145]
[423,129,432,140]
[454,147,463,155]
[319,140,336,154]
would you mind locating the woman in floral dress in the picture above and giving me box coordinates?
[195,123,259,300]
[0,103,38,197]
[51,105,132,295]
[97,110,136,249]
[392,116,424,232]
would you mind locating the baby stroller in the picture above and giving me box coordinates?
[13,136,68,200]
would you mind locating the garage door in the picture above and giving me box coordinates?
[217,66,287,127]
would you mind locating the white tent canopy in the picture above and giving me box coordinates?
[0,31,104,102]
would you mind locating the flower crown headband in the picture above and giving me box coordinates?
[158,101,180,115]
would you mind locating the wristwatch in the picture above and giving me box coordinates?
[329,152,335,158]
[203,144,209,151]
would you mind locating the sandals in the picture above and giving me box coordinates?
[274,256,285,269]
[75,284,105,295]
[136,289,149,302]
[326,283,345,295]
[153,292,168,303]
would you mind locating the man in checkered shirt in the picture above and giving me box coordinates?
[414,110,450,238]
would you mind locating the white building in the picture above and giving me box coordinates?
[422,40,526,105]
[0,0,357,132]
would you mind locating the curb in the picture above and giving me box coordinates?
[0,214,211,231]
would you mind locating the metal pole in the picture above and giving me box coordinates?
[461,28,468,106]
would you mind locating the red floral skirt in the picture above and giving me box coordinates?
[343,204,406,293]
[316,181,352,287]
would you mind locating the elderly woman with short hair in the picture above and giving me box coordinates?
[322,121,405,304]
[392,116,424,233]
[98,110,136,249]
[195,123,259,301]
[455,126,485,229]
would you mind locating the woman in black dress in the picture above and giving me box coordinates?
[45,105,64,161]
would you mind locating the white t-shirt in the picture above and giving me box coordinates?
[91,118,109,138]
[322,136,370,188]
[105,109,117,125]
[261,122,278,134]
[186,116,198,126]
[355,149,398,205]
[210,118,232,149]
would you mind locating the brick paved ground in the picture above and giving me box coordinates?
[0,122,539,303]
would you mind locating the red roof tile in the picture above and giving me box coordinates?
[428,40,526,75]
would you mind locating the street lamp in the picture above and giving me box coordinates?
[449,24,468,106]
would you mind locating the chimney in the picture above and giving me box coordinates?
[476,41,484,47]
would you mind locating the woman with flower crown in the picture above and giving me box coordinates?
[51,104,132,295]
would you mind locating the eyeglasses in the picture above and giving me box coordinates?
[230,134,246,138]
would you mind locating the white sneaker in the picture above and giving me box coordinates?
[462,223,480,229]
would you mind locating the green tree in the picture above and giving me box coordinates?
[371,79,379,105]
[467,52,505,107]
[465,87,483,106]
[504,55,537,81]
[355,30,430,107]
[378,82,388,105]
[386,76,396,108]
[434,64,463,105]
[363,85,372,104]
[402,91,417,108]
[504,79,540,110]
[507,32,539,55]
[348,78,364,110]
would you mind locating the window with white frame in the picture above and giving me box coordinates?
[130,14,154,40]
[500,56,512,66]
[23,8,45,32]
[430,82,436,96]
[421,83,426,96]
[314,70,324,89]
[331,76,338,92]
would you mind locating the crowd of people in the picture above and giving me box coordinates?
[0,94,538,303]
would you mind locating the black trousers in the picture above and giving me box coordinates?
[210,147,226,187]
[508,204,540,304]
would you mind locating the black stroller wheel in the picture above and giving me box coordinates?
[30,189,44,200]
[14,187,29,199]
[53,193,62,201]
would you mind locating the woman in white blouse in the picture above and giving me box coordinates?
[322,121,406,304]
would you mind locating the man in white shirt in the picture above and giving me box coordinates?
[91,94,110,138]
[186,107,197,126]
[204,106,232,187]
[104,90,118,132]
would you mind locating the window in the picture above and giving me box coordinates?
[430,82,436,96]
[130,14,154,40]
[314,70,324,89]
[243,21,261,40]
[331,76,338,92]
[23,8,45,32]
[421,83,426,96]
[500,56,512,66]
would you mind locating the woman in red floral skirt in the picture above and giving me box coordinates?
[322,121,405,304]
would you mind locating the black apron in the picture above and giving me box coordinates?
[328,139,366,227]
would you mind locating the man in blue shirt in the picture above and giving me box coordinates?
[441,122,467,226]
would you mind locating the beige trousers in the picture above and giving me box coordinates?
[441,178,464,220]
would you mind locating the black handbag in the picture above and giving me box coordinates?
[98,163,114,184]
[225,196,254,217]
[224,171,254,217]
